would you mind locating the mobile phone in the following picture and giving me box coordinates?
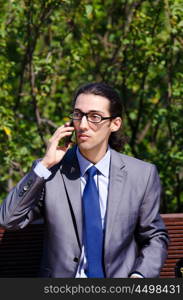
[64,120,74,146]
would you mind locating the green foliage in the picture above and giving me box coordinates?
[0,0,182,212]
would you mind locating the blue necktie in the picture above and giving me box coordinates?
[83,166,105,278]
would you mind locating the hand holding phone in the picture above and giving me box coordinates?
[41,121,75,169]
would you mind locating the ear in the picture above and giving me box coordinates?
[110,117,122,132]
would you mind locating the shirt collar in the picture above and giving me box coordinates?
[76,146,111,178]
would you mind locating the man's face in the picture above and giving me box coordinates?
[73,93,114,156]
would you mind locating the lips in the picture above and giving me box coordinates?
[78,134,90,141]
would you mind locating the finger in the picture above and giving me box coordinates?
[55,125,74,135]
[51,124,73,136]
[51,131,73,146]
[50,127,74,142]
[56,130,73,139]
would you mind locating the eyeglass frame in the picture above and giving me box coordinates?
[69,110,118,124]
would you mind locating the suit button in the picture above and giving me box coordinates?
[19,191,24,197]
[23,185,29,191]
[73,257,79,263]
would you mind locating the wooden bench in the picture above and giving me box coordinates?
[0,214,183,277]
[160,213,183,278]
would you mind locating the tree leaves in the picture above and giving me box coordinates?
[0,0,182,212]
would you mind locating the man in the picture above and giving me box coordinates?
[0,82,168,278]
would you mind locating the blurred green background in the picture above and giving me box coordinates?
[0,0,182,212]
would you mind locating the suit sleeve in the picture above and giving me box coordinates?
[0,161,45,230]
[130,164,169,278]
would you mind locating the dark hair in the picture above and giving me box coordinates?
[72,82,126,151]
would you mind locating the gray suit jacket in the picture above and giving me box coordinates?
[0,147,168,277]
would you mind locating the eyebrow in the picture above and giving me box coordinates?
[74,108,105,114]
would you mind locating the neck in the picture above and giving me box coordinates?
[78,145,108,164]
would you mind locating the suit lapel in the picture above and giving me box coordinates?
[61,147,83,248]
[104,149,127,250]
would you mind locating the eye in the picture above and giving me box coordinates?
[88,113,101,122]
[73,111,82,119]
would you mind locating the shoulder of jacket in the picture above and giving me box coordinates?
[111,149,155,171]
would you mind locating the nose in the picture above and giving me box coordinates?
[79,115,89,130]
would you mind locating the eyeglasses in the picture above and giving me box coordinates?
[69,111,116,124]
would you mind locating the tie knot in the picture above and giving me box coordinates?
[86,166,98,178]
